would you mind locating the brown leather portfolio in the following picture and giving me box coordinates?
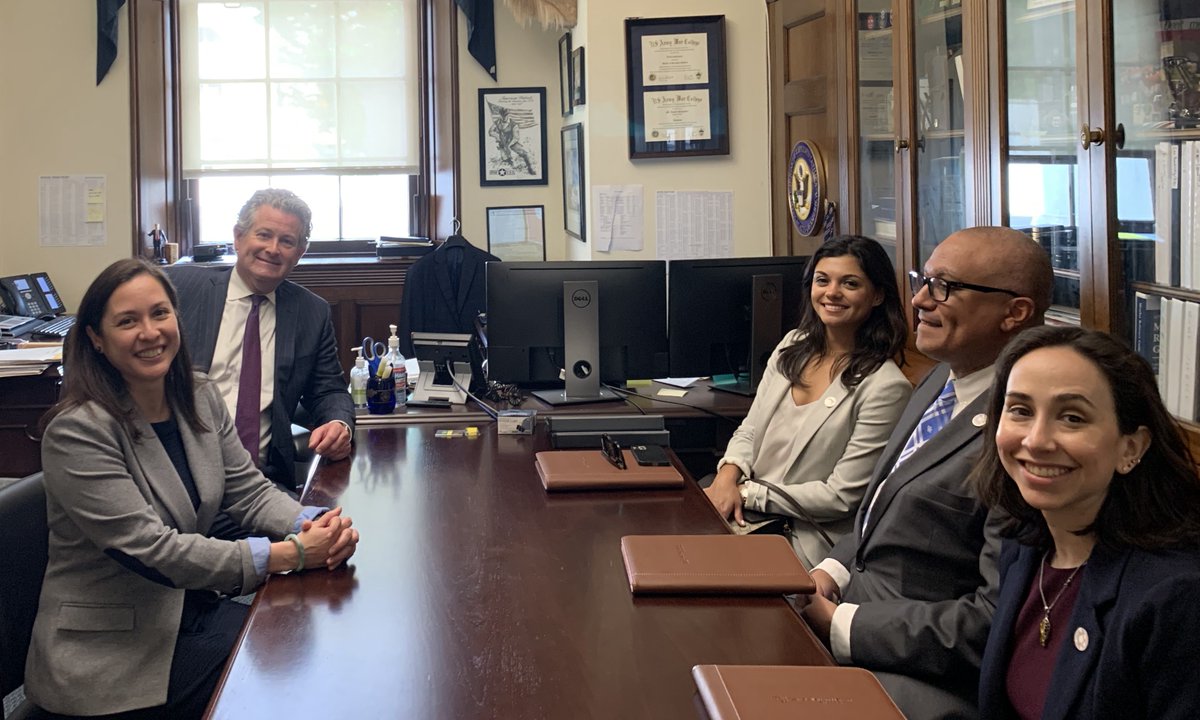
[619,534,815,595]
[535,450,684,491]
[692,665,907,720]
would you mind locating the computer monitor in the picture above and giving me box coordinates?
[668,256,812,395]
[485,261,668,405]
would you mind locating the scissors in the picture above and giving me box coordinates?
[362,336,387,373]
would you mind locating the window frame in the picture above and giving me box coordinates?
[129,0,460,259]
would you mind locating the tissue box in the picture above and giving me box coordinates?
[497,409,536,435]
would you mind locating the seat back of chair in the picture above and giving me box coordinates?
[0,473,48,699]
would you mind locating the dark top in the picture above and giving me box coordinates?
[152,416,201,511]
[1005,560,1085,719]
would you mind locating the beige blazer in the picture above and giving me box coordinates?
[718,331,912,567]
[25,377,302,716]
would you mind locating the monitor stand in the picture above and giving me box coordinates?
[532,280,625,407]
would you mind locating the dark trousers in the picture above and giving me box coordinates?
[34,591,248,720]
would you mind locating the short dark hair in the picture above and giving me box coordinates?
[970,325,1200,550]
[41,259,206,439]
[776,235,907,389]
[234,188,313,245]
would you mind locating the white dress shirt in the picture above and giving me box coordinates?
[208,271,276,463]
[815,363,996,662]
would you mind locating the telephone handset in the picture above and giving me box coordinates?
[0,272,68,318]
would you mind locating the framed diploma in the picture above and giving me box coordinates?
[487,205,546,261]
[624,15,728,159]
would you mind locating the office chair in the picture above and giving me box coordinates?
[0,473,48,720]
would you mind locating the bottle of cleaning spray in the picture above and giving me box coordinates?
[387,324,408,409]
[349,346,368,409]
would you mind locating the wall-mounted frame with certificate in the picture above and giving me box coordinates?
[478,87,548,186]
[561,123,586,240]
[487,205,546,261]
[558,33,573,116]
[624,15,729,159]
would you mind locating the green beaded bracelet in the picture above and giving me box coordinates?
[284,533,305,573]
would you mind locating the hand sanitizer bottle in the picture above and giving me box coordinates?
[349,346,368,409]
[387,324,407,409]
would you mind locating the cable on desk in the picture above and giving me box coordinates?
[601,384,743,426]
[453,376,499,420]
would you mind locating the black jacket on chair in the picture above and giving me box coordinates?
[398,236,498,356]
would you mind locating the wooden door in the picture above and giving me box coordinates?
[768,0,849,256]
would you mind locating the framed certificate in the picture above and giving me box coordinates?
[486,205,546,261]
[624,15,729,159]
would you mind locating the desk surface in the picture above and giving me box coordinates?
[354,379,754,426]
[207,425,831,719]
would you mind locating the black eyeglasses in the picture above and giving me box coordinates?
[601,433,626,470]
[907,271,1021,303]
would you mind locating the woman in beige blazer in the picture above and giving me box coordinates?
[26,259,360,718]
[705,236,911,568]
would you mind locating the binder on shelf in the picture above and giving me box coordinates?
[1181,142,1194,289]
[1182,300,1200,423]
[1154,142,1179,286]
[1134,291,1162,375]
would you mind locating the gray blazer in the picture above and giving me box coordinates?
[829,363,1004,720]
[165,265,354,487]
[720,331,912,567]
[25,379,302,716]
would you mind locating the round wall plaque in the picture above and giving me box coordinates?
[788,140,828,237]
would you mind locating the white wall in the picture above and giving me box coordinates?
[0,1,133,310]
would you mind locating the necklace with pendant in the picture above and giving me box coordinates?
[1037,549,1085,648]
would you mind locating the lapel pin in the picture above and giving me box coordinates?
[1074,627,1089,652]
[824,396,837,408]
[972,413,986,427]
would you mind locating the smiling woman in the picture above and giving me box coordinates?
[971,326,1200,720]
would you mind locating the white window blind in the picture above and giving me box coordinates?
[179,0,420,177]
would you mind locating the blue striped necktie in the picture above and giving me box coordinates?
[893,378,957,469]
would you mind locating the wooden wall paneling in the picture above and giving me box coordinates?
[129,0,180,259]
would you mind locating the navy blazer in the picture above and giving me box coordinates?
[165,265,354,488]
[397,237,497,356]
[980,539,1200,719]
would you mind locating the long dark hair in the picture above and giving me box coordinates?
[971,325,1200,550]
[41,259,206,440]
[776,235,907,389]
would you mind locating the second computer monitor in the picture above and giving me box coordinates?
[485,261,669,404]
[668,256,811,395]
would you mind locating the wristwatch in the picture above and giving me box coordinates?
[739,484,749,507]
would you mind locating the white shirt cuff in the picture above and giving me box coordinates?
[814,558,851,592]
[830,602,857,663]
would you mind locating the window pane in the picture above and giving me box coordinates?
[341,175,411,239]
[270,1,337,78]
[270,82,338,164]
[197,2,265,80]
[339,80,415,161]
[200,83,269,165]
[277,176,340,240]
[339,2,412,78]
[197,176,269,245]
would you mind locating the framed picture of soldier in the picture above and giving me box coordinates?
[478,87,548,186]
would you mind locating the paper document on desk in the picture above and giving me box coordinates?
[654,377,701,388]
[0,346,62,363]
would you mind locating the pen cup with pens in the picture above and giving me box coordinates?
[363,338,397,414]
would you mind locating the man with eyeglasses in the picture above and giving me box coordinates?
[797,226,1053,720]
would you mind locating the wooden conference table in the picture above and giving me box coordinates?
[206,423,832,719]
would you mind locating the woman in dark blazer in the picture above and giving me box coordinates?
[704,236,911,567]
[25,259,360,718]
[970,326,1200,719]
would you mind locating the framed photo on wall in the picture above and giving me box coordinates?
[486,205,546,261]
[478,87,548,186]
[571,47,586,107]
[624,15,729,159]
[558,33,573,116]
[561,123,586,241]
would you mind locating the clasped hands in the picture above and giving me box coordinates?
[795,568,842,646]
[294,506,360,571]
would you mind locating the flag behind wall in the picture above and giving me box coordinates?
[97,0,127,85]
[457,0,497,80]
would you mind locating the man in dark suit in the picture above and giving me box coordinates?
[798,226,1054,720]
[166,189,353,491]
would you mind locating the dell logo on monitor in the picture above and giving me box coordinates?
[571,289,592,308]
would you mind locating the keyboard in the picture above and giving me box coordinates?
[32,315,76,339]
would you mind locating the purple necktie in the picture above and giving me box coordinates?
[236,295,265,462]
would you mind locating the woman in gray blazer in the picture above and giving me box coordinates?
[705,236,911,567]
[25,259,360,718]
